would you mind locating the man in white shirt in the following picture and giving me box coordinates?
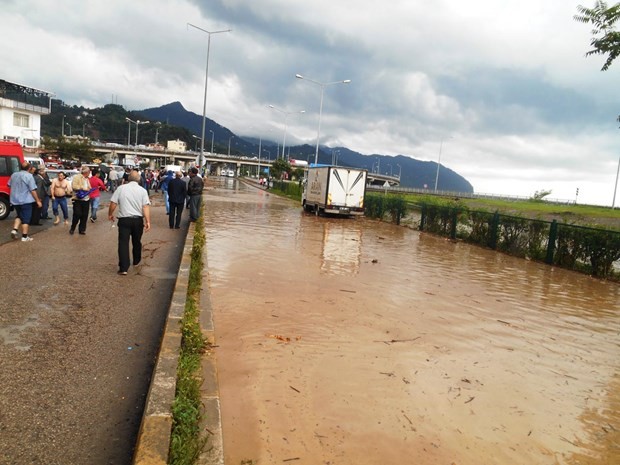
[108,170,151,275]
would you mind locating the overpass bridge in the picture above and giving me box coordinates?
[91,145,400,185]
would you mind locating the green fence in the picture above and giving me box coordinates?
[270,187,620,280]
[271,180,303,200]
[416,203,620,280]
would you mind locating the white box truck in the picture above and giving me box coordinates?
[302,166,367,216]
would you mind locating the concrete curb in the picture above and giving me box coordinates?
[132,202,224,465]
[132,221,195,464]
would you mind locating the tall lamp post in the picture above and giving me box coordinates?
[135,120,149,163]
[269,104,305,159]
[188,23,231,171]
[295,74,351,165]
[66,123,72,137]
[62,115,66,137]
[434,137,451,192]
[154,122,162,145]
[612,156,620,209]
[209,130,215,154]
[257,135,262,177]
[126,118,132,146]
[192,135,202,152]
[228,136,234,156]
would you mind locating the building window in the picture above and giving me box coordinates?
[23,138,38,148]
[13,112,29,127]
[3,135,18,142]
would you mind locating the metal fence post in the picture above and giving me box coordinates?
[450,208,458,240]
[489,212,499,249]
[546,220,558,264]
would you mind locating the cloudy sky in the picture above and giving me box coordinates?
[3,0,619,205]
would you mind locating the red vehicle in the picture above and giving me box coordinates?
[0,141,26,220]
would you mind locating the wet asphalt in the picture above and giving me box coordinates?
[0,189,187,464]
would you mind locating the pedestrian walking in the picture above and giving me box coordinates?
[182,171,190,208]
[187,167,204,222]
[39,167,52,220]
[8,162,42,242]
[108,168,119,192]
[70,166,93,235]
[31,168,47,226]
[50,171,72,225]
[167,171,187,229]
[108,170,151,275]
[160,170,173,215]
[89,169,106,222]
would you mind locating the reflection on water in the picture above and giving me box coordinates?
[204,178,620,465]
[320,221,362,276]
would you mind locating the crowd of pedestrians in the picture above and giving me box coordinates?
[8,162,204,274]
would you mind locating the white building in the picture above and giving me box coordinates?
[167,139,187,152]
[0,79,54,150]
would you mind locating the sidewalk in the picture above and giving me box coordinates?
[0,193,192,465]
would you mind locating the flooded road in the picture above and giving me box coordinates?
[204,178,620,465]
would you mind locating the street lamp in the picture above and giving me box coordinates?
[269,104,305,159]
[188,23,231,171]
[295,73,351,165]
[192,135,201,152]
[397,164,402,180]
[434,137,451,192]
[209,130,215,154]
[66,123,72,137]
[154,122,162,144]
[332,149,340,165]
[136,120,149,146]
[125,117,133,146]
[62,115,66,137]
[228,136,234,156]
[257,135,262,177]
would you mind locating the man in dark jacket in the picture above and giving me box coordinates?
[167,171,187,229]
[31,167,47,225]
[187,167,204,222]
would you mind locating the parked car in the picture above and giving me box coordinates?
[0,141,25,220]
[47,169,79,185]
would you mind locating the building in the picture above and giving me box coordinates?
[0,79,54,150]
[167,139,187,152]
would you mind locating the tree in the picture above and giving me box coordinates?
[41,136,96,163]
[575,1,620,71]
[270,158,291,180]
[531,189,552,201]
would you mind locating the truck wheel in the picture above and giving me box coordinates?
[303,203,312,213]
[0,197,10,220]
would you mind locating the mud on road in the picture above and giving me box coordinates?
[205,178,620,465]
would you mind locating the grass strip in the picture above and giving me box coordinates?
[169,207,208,465]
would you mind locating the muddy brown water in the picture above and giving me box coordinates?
[204,178,619,465]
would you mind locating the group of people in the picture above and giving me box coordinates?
[8,161,204,276]
[8,163,112,239]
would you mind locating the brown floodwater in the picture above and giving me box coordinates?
[204,178,620,465]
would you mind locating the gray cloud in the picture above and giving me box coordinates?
[1,0,618,205]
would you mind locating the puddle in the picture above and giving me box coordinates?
[0,315,39,351]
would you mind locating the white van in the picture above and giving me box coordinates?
[165,164,183,173]
[25,155,44,169]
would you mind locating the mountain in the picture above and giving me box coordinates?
[141,102,473,193]
[41,99,473,192]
